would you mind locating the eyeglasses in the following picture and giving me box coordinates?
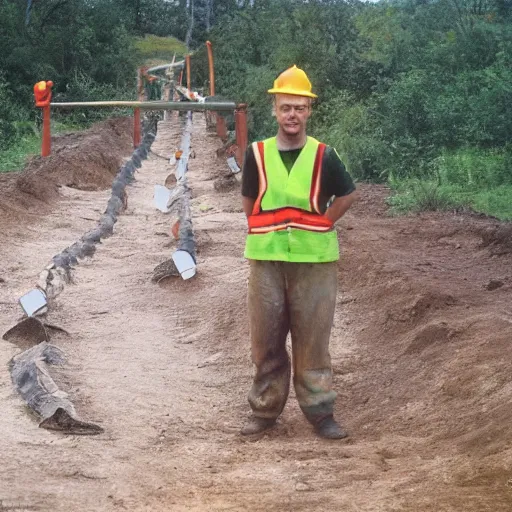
[278,105,310,114]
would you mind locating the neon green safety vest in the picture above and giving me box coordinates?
[244,136,340,263]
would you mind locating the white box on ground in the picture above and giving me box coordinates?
[227,156,241,174]
[19,288,48,317]
[154,185,172,213]
[172,250,196,280]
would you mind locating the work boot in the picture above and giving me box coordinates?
[314,416,348,440]
[240,416,276,436]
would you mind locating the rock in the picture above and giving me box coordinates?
[152,258,180,283]
[197,352,223,368]
[214,175,237,192]
[485,279,504,291]
[295,482,312,492]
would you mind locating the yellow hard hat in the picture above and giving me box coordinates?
[267,65,317,99]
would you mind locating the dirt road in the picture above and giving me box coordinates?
[1,116,511,511]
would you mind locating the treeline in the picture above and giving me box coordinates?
[199,0,512,190]
[0,0,138,148]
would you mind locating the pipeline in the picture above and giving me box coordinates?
[6,116,159,435]
[152,112,197,282]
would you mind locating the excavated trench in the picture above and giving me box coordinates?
[0,114,511,512]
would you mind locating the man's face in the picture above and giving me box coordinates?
[274,94,311,137]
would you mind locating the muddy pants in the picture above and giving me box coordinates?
[247,260,338,424]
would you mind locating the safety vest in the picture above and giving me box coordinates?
[244,136,340,263]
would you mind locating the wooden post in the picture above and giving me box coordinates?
[134,67,143,148]
[186,54,191,93]
[163,82,171,121]
[206,41,215,96]
[216,114,227,141]
[235,104,248,166]
[133,108,141,148]
[41,105,51,157]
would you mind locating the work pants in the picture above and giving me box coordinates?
[247,260,338,424]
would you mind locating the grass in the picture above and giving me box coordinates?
[0,121,86,173]
[469,185,512,220]
[0,134,41,172]
[387,180,512,221]
[387,147,512,221]
[133,34,188,66]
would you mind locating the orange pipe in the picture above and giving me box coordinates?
[41,105,51,157]
[133,108,141,148]
[137,67,145,101]
[34,80,53,157]
[186,54,191,93]
[134,68,142,148]
[235,104,248,166]
[206,41,215,96]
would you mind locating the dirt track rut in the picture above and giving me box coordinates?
[1,115,511,511]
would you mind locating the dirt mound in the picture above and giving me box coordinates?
[0,117,133,225]
[480,224,512,255]
[334,185,512,508]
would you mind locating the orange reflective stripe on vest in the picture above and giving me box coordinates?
[309,142,325,214]
[252,141,267,215]
[248,207,333,233]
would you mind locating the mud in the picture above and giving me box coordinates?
[0,115,511,511]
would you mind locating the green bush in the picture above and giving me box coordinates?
[434,148,510,188]
[387,179,462,214]
[0,75,32,150]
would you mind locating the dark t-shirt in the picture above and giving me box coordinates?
[241,143,355,214]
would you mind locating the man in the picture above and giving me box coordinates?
[240,65,358,439]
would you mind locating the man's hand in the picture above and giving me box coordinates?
[324,190,358,224]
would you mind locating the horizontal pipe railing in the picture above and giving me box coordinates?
[148,62,184,73]
[50,101,237,111]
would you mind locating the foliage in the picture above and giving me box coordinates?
[0,0,137,152]
[0,134,41,172]
[433,147,510,189]
[388,178,512,221]
[387,179,463,214]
